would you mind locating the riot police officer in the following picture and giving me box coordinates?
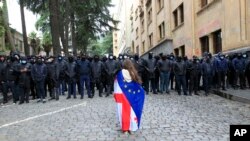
[104,54,118,97]
[18,57,31,104]
[65,56,77,99]
[46,56,58,100]
[188,56,201,95]
[173,56,187,96]
[202,56,214,96]
[31,56,47,103]
[91,55,105,97]
[145,52,157,94]
[77,54,91,99]
[232,53,246,89]
[215,54,228,90]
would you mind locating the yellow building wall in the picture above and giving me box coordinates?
[171,0,194,57]
[114,0,250,58]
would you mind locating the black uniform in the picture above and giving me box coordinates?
[31,59,47,103]
[46,58,59,100]
[91,57,105,97]
[1,59,16,103]
[65,57,77,99]
[145,53,157,94]
[18,60,31,104]
[173,57,187,95]
[188,58,201,95]
[104,55,118,96]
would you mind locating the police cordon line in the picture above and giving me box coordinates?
[0,51,249,105]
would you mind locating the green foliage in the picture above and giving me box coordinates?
[21,0,118,55]
[28,31,40,54]
[0,25,5,37]
[88,31,113,56]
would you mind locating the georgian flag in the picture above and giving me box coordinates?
[114,71,145,131]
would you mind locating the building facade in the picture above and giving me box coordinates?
[113,0,250,58]
[113,0,133,57]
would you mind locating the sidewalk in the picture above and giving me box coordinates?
[213,88,250,104]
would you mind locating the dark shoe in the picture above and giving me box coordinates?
[81,96,83,99]
[37,99,42,103]
[42,100,46,103]
[49,97,55,101]
[26,101,29,103]
[105,94,109,97]
[166,91,170,94]
[153,92,158,94]
[99,94,103,97]
[195,93,200,96]
[88,95,92,98]
[19,102,24,105]
[66,96,71,99]
[74,96,77,99]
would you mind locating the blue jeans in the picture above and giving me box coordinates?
[160,71,170,93]
[80,75,91,97]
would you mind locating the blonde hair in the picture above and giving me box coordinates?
[123,59,142,84]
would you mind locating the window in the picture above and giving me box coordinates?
[174,48,179,56]
[147,8,152,24]
[200,36,209,53]
[173,3,184,28]
[180,4,184,24]
[142,41,145,53]
[201,0,208,8]
[141,19,145,33]
[180,45,185,57]
[213,30,222,54]
[136,28,139,38]
[158,22,165,40]
[149,33,153,47]
[157,0,164,12]
[173,10,178,27]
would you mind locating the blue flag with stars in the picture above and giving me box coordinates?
[117,71,145,128]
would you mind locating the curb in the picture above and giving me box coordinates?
[212,90,250,104]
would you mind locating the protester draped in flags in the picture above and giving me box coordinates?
[114,59,145,134]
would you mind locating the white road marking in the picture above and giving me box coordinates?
[0,102,87,129]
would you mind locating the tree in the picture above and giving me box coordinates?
[48,0,60,55]
[42,32,52,57]
[22,0,118,55]
[87,31,113,56]
[1,0,15,52]
[19,0,29,55]
[28,31,40,55]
